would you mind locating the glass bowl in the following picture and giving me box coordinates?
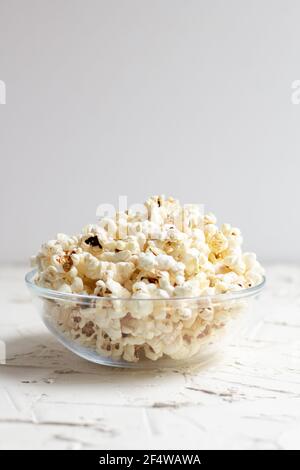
[25,269,265,369]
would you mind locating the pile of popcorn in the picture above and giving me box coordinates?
[32,196,264,362]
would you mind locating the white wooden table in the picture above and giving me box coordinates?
[0,265,299,450]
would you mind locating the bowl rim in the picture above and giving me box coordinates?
[25,269,266,303]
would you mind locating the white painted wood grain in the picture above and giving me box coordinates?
[0,265,299,450]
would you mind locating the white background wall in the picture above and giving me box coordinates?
[0,0,299,264]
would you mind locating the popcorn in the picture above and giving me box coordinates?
[137,252,157,271]
[32,195,264,363]
[209,231,228,255]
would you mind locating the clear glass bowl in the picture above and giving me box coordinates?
[25,269,265,369]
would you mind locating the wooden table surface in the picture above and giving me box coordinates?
[0,264,299,450]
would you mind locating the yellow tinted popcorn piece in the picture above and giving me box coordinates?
[204,212,217,225]
[32,195,264,363]
[209,231,229,255]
